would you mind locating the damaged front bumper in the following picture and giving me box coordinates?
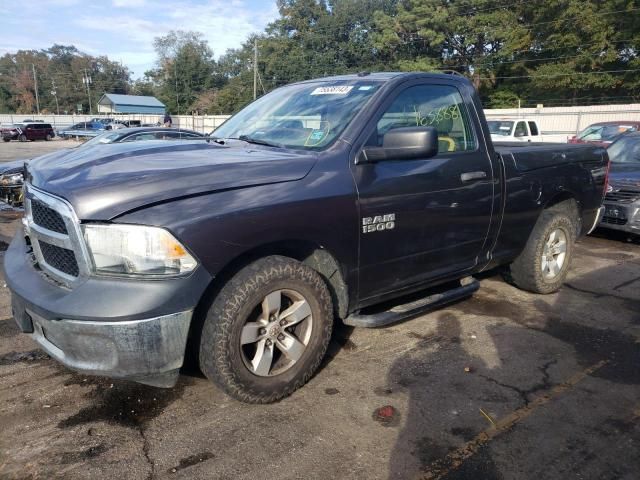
[16,300,192,387]
[5,233,211,387]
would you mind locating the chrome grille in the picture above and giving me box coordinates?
[31,198,68,234]
[24,185,90,287]
[606,181,640,204]
[39,243,79,277]
[602,216,628,225]
[605,190,640,203]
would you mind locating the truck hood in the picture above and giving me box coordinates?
[27,141,317,220]
[609,162,640,185]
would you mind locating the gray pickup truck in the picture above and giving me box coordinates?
[5,72,608,403]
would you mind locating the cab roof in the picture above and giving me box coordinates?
[295,71,470,85]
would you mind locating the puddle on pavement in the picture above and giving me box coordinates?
[0,349,49,366]
[58,374,191,429]
[541,317,640,385]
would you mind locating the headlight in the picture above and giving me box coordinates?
[1,173,23,186]
[82,224,197,277]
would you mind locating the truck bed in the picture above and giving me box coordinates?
[494,142,606,172]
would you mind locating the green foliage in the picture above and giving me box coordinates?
[146,30,216,114]
[486,89,521,109]
[1,0,639,113]
[0,44,131,114]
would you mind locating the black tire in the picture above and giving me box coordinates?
[199,255,333,403]
[18,134,27,142]
[504,203,577,294]
[2,137,10,142]
[45,133,53,141]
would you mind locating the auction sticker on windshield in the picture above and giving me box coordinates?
[311,86,353,95]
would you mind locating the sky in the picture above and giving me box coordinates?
[0,0,280,78]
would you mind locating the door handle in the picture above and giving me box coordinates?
[460,171,487,182]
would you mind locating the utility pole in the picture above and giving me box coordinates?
[253,38,258,100]
[51,79,60,115]
[32,64,40,115]
[82,69,93,115]
[174,60,179,115]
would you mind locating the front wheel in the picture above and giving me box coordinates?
[45,133,53,141]
[504,205,576,294]
[18,134,27,142]
[199,256,333,403]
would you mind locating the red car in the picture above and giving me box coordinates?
[569,121,640,147]
[1,122,55,142]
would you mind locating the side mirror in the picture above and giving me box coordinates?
[358,126,439,163]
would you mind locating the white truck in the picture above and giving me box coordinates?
[488,118,543,143]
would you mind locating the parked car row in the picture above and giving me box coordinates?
[0,118,159,142]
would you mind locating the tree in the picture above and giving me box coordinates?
[147,30,216,114]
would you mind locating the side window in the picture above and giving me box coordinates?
[122,134,144,142]
[158,132,178,139]
[528,121,539,136]
[514,121,528,137]
[372,84,477,153]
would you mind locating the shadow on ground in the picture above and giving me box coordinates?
[386,260,640,479]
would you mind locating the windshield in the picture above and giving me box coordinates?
[579,124,638,142]
[81,131,121,146]
[607,136,640,163]
[488,121,514,136]
[213,80,382,149]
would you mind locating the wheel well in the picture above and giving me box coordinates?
[543,195,581,234]
[184,240,350,369]
[213,241,348,317]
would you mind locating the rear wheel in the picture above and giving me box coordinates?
[2,137,10,142]
[199,256,333,403]
[504,203,576,294]
[18,134,27,142]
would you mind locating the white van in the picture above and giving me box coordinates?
[488,119,543,143]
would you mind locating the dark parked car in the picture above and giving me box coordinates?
[600,132,640,234]
[57,121,105,139]
[5,72,607,402]
[0,128,205,207]
[1,122,55,142]
[569,121,640,147]
[82,127,204,145]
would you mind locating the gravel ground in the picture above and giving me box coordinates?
[0,142,638,480]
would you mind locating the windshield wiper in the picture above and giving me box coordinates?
[237,135,283,148]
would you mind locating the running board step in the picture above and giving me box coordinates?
[343,278,479,328]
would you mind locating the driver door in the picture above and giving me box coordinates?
[353,82,495,301]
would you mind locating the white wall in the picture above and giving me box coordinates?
[3,103,640,140]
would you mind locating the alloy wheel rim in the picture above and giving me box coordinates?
[541,228,567,279]
[240,289,313,377]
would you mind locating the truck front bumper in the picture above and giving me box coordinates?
[5,233,212,387]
